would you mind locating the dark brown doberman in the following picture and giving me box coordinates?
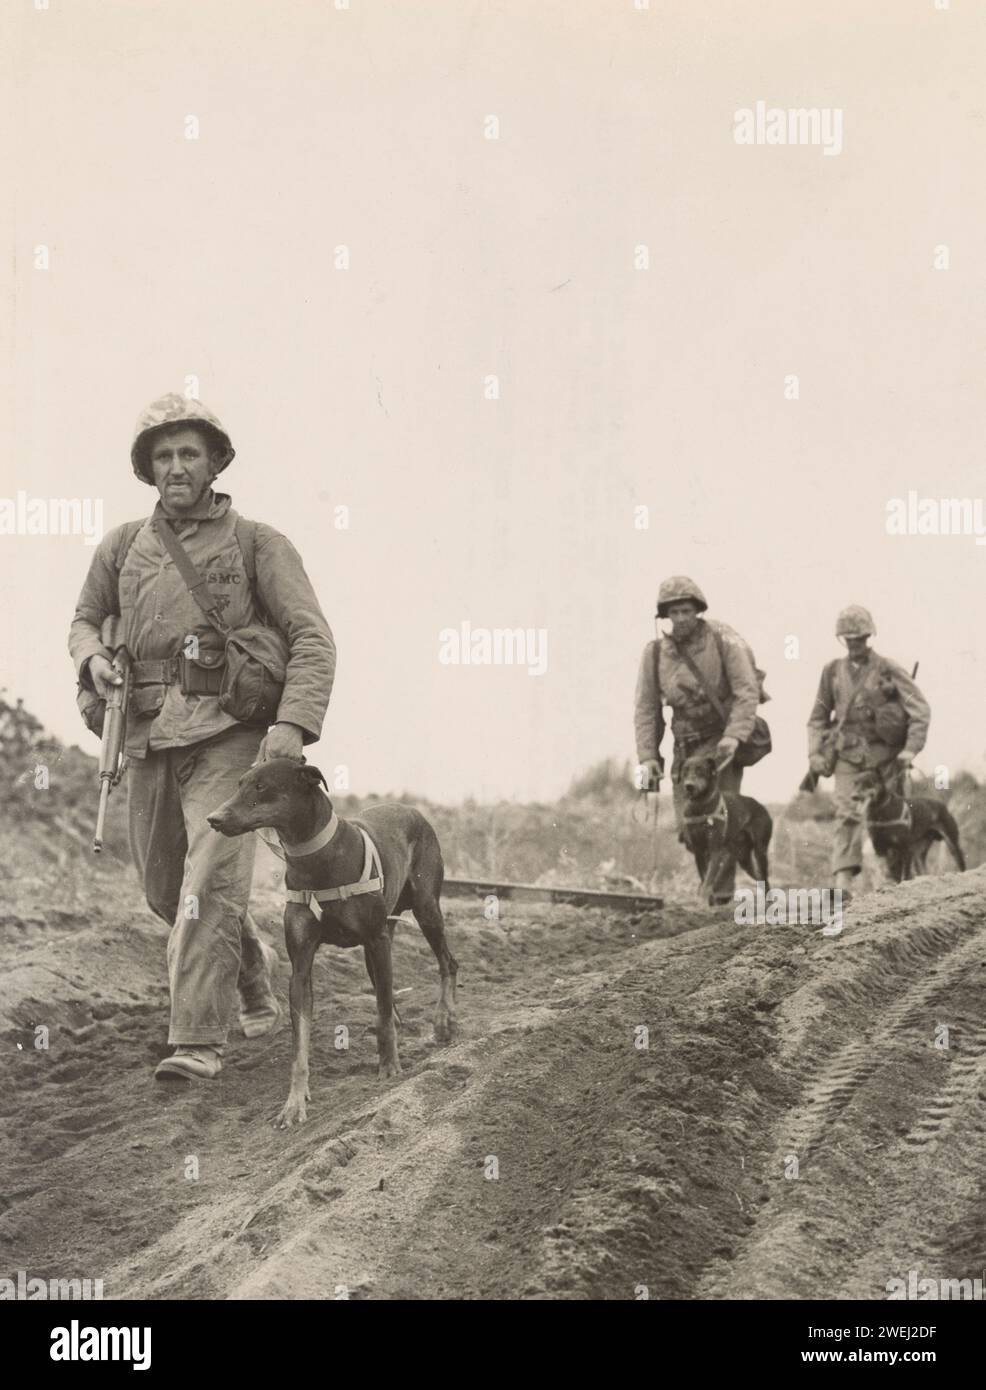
[680,753,773,903]
[851,768,965,882]
[207,759,457,1127]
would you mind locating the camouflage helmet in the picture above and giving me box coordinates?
[835,604,876,638]
[656,575,708,618]
[130,393,235,485]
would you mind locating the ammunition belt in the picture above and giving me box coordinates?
[673,722,724,749]
[842,708,874,726]
[133,652,226,696]
[132,658,179,685]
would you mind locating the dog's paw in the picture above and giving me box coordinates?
[433,1011,457,1043]
[275,1095,308,1128]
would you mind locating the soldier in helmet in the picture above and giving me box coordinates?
[69,394,336,1081]
[634,576,762,903]
[807,605,930,893]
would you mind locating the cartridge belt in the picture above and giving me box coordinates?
[132,651,226,695]
[675,723,723,748]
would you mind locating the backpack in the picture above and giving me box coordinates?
[709,624,770,705]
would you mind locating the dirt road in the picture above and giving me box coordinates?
[2,825,984,1300]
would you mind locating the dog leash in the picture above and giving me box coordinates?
[255,827,288,862]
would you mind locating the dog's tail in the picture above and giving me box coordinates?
[936,812,966,872]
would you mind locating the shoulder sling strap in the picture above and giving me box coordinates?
[830,661,866,739]
[153,514,269,634]
[668,631,730,726]
[114,519,146,575]
[234,515,272,625]
[234,516,256,583]
[152,518,232,637]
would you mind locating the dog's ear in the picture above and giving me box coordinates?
[704,755,719,776]
[299,763,329,793]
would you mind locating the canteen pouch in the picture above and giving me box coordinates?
[734,715,772,767]
[873,703,908,748]
[218,625,289,728]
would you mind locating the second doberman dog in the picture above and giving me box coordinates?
[680,754,772,903]
[207,759,458,1128]
[851,768,965,882]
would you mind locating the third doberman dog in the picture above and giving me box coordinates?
[680,753,772,903]
[851,768,965,882]
[207,759,458,1128]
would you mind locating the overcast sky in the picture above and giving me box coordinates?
[3,0,984,803]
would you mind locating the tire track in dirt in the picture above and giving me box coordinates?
[699,876,986,1300]
[839,1011,986,1299]
[899,1021,986,1153]
[774,928,986,1160]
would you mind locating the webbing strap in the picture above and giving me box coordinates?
[285,827,384,920]
[152,519,231,637]
[682,794,729,828]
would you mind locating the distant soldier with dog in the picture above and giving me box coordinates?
[634,576,770,904]
[806,604,930,894]
[69,394,335,1082]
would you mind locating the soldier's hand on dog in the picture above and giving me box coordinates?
[259,721,305,762]
[87,653,123,701]
[896,750,915,767]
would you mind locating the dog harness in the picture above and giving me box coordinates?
[868,801,913,830]
[282,819,384,920]
[256,799,385,921]
[683,795,729,829]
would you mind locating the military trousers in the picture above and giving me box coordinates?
[127,723,268,1046]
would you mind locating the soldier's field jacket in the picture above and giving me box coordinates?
[807,650,929,764]
[634,619,759,764]
[68,490,335,759]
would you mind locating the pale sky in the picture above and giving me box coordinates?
[3,0,984,803]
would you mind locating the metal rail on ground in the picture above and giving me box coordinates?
[443,878,663,912]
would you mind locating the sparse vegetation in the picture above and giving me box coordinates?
[2,708,981,889]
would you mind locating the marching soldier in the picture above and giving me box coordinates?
[634,576,762,904]
[69,394,335,1081]
[807,605,930,893]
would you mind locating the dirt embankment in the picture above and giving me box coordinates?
[2,807,984,1301]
